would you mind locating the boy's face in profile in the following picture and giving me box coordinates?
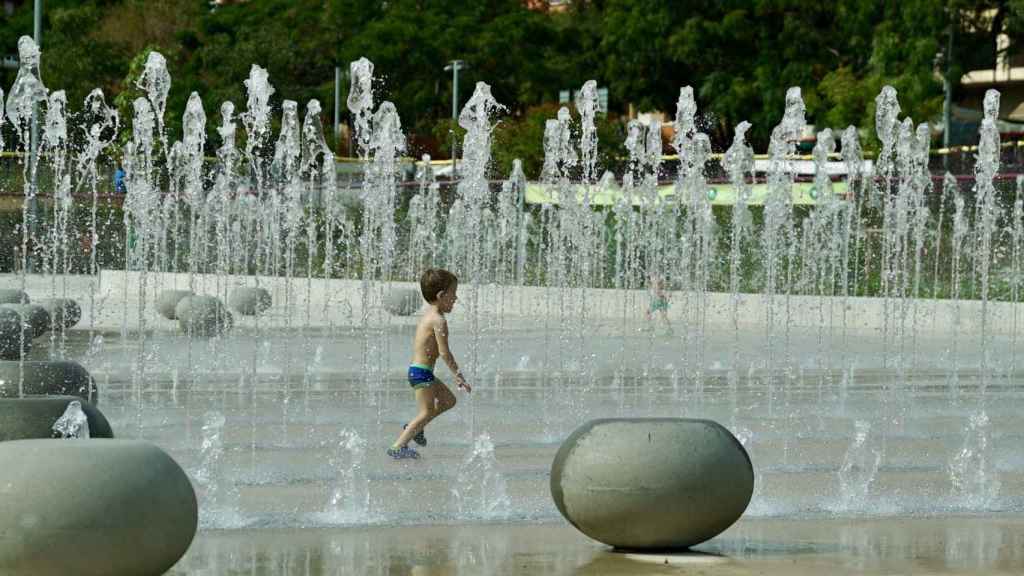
[437,282,458,313]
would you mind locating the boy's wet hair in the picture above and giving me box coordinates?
[420,268,458,303]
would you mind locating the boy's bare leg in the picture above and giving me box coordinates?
[393,386,438,448]
[432,380,457,414]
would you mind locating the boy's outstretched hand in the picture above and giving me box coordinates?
[456,373,472,393]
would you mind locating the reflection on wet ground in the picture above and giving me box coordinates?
[171,516,1024,575]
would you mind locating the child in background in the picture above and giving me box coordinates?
[643,274,673,336]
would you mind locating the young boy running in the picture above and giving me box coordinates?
[388,268,472,459]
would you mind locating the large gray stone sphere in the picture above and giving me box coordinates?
[0,361,99,402]
[228,286,272,316]
[0,307,30,360]
[0,439,198,576]
[156,289,193,320]
[0,289,29,305]
[175,295,233,337]
[550,418,753,550]
[383,287,423,316]
[0,303,50,339]
[0,396,113,441]
[36,298,81,330]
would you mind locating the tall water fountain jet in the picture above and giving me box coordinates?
[0,85,4,152]
[181,92,208,279]
[136,52,175,274]
[456,82,505,404]
[408,154,439,277]
[138,51,171,140]
[40,90,72,354]
[724,120,754,397]
[673,87,714,385]
[1012,177,1024,372]
[841,125,865,299]
[6,36,46,144]
[241,64,275,212]
[301,98,340,296]
[354,74,405,411]
[570,81,605,419]
[77,89,119,340]
[803,128,843,374]
[762,87,805,382]
[883,116,930,371]
[874,86,901,211]
[949,172,969,394]
[8,35,46,304]
[974,90,1001,381]
[347,58,374,158]
[122,95,161,406]
[539,105,578,440]
[212,101,239,277]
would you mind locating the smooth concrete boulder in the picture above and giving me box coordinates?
[383,287,423,316]
[228,286,272,316]
[0,361,98,402]
[0,303,50,339]
[0,289,28,305]
[0,439,198,576]
[36,298,81,330]
[0,396,113,441]
[175,295,233,337]
[0,307,30,360]
[156,289,193,320]
[550,418,753,550]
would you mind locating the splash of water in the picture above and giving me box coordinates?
[317,428,377,524]
[948,410,1001,509]
[52,400,90,438]
[836,420,882,511]
[451,433,510,519]
[195,411,245,527]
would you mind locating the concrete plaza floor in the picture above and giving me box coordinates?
[172,516,1024,575]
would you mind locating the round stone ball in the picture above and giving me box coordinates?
[0,308,31,360]
[175,295,233,337]
[228,286,272,316]
[0,396,113,441]
[0,361,99,403]
[0,303,51,339]
[155,289,193,320]
[0,439,198,576]
[0,289,29,305]
[36,298,81,330]
[383,287,423,316]
[550,418,754,550]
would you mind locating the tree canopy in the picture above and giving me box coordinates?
[0,0,1020,169]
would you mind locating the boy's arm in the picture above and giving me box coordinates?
[433,317,470,391]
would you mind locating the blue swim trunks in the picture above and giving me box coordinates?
[408,363,436,390]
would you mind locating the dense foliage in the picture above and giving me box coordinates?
[0,0,1021,173]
